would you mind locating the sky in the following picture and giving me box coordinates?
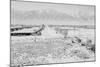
[11,0,95,25]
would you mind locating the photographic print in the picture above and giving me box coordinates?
[10,0,96,67]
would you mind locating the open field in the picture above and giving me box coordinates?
[11,25,95,67]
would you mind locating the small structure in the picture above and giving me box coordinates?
[40,24,64,39]
[11,25,43,36]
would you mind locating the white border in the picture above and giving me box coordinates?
[0,0,98,67]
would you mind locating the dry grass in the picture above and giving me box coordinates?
[11,37,95,67]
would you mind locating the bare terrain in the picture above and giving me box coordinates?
[11,25,95,67]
